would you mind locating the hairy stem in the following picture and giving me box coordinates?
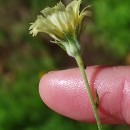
[75,54,103,130]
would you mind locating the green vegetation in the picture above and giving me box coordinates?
[0,0,130,130]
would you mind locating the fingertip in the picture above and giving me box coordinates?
[39,68,95,121]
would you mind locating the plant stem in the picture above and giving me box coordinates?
[75,54,103,130]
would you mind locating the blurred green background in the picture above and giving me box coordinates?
[0,0,130,130]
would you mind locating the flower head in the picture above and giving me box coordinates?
[29,0,91,57]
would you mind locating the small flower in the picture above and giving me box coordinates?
[29,0,91,57]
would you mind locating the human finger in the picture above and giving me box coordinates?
[39,66,130,124]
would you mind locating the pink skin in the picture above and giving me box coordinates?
[39,66,130,124]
